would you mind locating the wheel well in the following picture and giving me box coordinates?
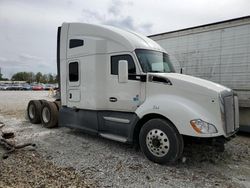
[133,113,177,144]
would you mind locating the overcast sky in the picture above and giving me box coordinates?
[0,0,249,78]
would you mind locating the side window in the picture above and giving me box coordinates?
[111,55,136,75]
[69,39,84,48]
[69,62,79,82]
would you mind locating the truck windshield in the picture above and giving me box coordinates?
[135,49,175,73]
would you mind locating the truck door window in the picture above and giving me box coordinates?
[69,62,79,82]
[111,55,136,75]
[69,39,84,48]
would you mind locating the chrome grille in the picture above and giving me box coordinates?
[222,91,239,134]
[224,95,235,134]
[234,95,240,129]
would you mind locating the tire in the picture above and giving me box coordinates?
[177,132,184,160]
[139,118,183,164]
[40,101,58,128]
[27,100,42,124]
[53,101,61,110]
[39,100,47,105]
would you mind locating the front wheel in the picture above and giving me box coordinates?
[139,118,183,164]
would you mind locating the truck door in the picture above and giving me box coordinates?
[67,60,81,108]
[106,53,143,112]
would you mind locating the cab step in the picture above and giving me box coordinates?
[99,133,127,143]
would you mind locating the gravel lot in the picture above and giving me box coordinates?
[0,91,250,187]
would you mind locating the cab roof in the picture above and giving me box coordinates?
[66,22,165,52]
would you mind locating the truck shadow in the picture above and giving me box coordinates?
[179,133,250,167]
[181,142,231,165]
[237,131,250,137]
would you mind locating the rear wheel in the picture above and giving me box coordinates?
[39,100,47,105]
[53,101,61,110]
[27,100,42,124]
[40,101,58,128]
[139,118,183,164]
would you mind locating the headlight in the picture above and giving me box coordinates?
[190,119,218,134]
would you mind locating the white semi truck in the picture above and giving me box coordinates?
[27,23,239,164]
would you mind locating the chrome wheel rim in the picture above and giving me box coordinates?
[42,107,50,123]
[146,129,170,157]
[29,104,35,119]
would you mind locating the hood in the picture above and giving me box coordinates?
[150,73,231,95]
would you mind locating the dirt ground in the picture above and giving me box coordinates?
[0,91,250,187]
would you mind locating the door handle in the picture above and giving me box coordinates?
[109,97,117,102]
[69,93,72,99]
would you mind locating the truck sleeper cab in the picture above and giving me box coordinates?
[27,23,239,164]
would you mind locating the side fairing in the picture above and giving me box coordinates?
[60,23,69,106]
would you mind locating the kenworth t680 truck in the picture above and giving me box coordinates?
[27,23,239,164]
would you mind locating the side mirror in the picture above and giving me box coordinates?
[118,60,128,83]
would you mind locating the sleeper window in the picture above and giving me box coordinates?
[69,62,79,82]
[111,55,136,75]
[69,39,84,48]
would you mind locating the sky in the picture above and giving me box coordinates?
[0,0,249,78]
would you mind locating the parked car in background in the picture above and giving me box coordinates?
[0,84,11,90]
[53,84,59,90]
[44,84,54,90]
[9,84,23,90]
[22,84,32,90]
[32,84,44,91]
[0,84,5,90]
[0,83,58,91]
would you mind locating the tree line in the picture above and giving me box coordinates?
[0,73,8,81]
[0,72,58,84]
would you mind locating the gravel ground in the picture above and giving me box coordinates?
[0,91,250,187]
[0,150,91,187]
